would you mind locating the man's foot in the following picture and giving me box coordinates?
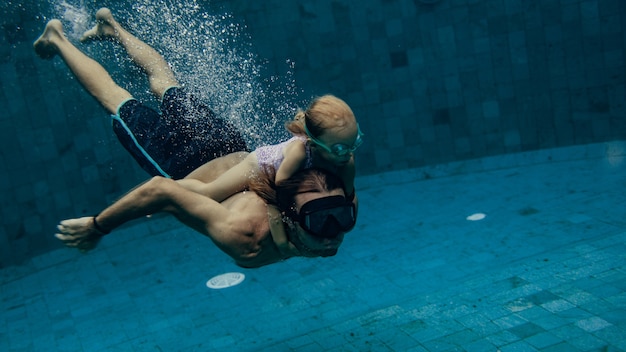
[55,216,105,252]
[80,8,120,42]
[33,19,65,59]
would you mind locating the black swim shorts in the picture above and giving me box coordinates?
[111,87,249,179]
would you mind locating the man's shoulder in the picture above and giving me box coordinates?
[227,191,269,220]
[231,190,265,203]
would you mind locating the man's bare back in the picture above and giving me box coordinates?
[208,191,285,268]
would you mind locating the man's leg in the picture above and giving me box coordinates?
[81,8,178,99]
[34,19,131,114]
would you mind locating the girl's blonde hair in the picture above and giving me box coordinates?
[286,95,355,138]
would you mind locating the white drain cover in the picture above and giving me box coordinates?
[466,213,486,221]
[206,272,245,289]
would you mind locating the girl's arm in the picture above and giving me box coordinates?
[176,153,259,202]
[275,140,307,183]
[338,156,358,213]
[338,156,356,198]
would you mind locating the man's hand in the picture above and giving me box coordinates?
[55,217,106,252]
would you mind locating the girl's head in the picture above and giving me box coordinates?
[286,95,363,164]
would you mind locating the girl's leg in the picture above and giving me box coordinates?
[34,19,132,114]
[81,8,179,99]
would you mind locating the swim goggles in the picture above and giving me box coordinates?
[292,195,356,238]
[304,123,364,157]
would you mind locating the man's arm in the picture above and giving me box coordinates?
[55,176,246,252]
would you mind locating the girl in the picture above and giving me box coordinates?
[180,94,363,204]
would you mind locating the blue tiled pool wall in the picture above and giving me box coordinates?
[0,0,624,266]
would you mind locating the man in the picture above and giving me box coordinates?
[55,165,356,268]
[35,9,357,267]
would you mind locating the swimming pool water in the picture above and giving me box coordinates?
[1,0,626,350]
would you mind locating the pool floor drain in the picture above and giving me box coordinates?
[206,272,245,289]
[466,213,486,221]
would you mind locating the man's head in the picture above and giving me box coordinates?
[274,168,357,257]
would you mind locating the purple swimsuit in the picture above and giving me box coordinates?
[255,136,314,174]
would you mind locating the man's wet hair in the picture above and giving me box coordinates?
[249,167,345,209]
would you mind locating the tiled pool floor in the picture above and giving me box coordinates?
[1,142,625,351]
